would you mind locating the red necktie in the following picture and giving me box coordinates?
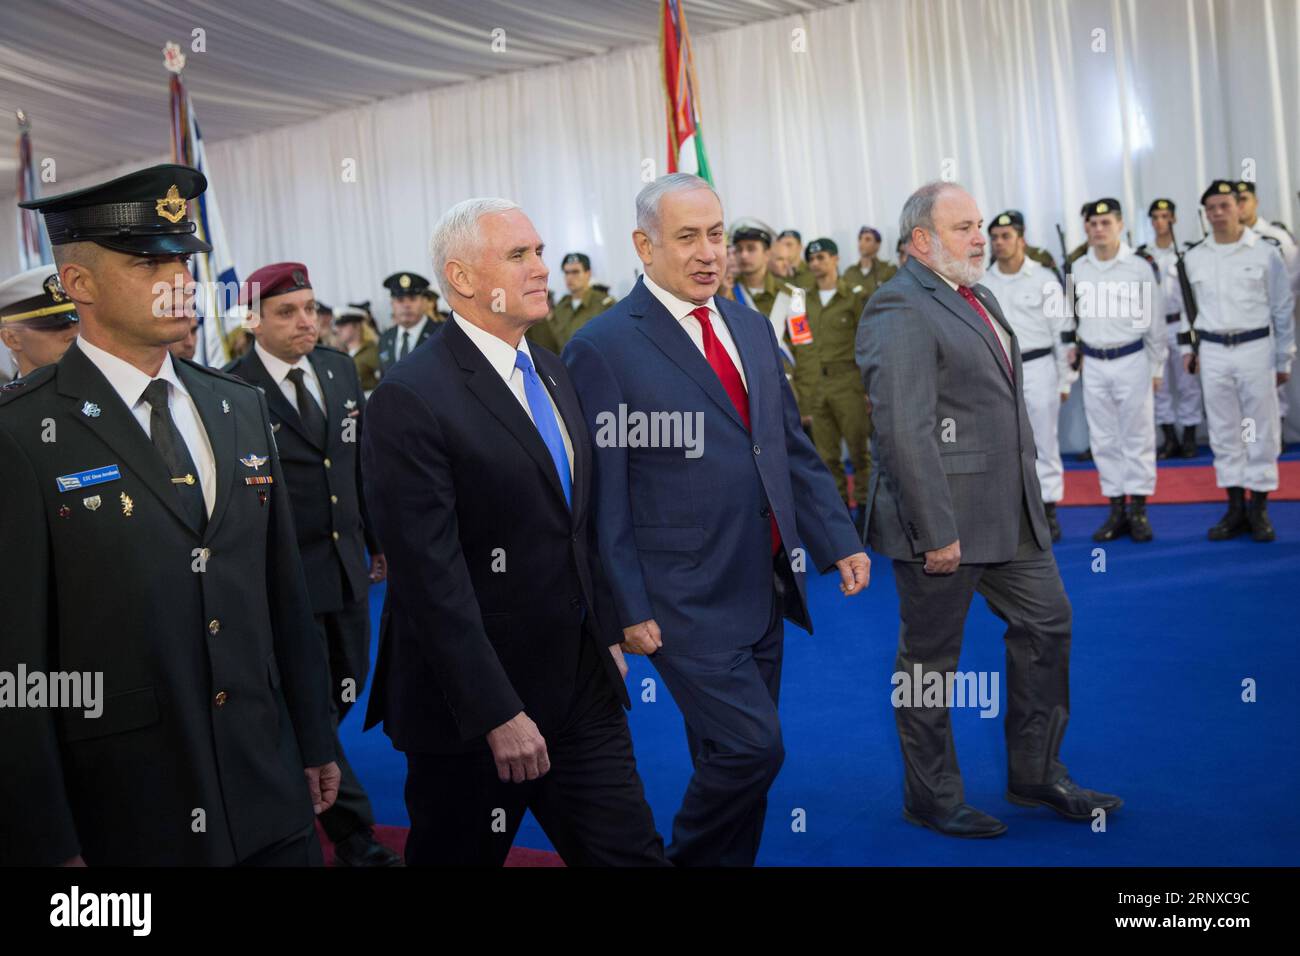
[958,285,1013,380]
[692,306,781,555]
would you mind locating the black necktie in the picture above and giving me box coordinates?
[398,329,411,361]
[286,367,328,448]
[142,379,207,534]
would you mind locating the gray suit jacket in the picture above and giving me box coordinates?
[855,257,1050,563]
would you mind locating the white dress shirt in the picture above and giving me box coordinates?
[395,316,430,358]
[254,341,325,416]
[642,272,748,389]
[76,337,217,516]
[934,267,1013,359]
[452,313,574,478]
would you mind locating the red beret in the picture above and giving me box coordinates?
[242,261,311,307]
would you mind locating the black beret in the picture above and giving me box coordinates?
[1083,198,1122,220]
[1234,180,1256,195]
[561,252,592,270]
[1201,180,1238,204]
[990,210,1025,232]
[1148,198,1176,215]
[805,237,837,260]
[777,229,802,243]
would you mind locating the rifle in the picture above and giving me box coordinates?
[1056,224,1081,370]
[1169,225,1200,374]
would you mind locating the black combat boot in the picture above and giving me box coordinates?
[1207,487,1249,540]
[1127,495,1153,542]
[1044,502,1061,542]
[1157,424,1179,460]
[1247,491,1275,543]
[1092,496,1128,542]
[1179,426,1198,459]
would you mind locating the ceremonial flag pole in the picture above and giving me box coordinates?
[660,0,713,184]
[165,41,239,366]
[15,110,53,271]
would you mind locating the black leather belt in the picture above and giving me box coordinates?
[1021,347,1052,362]
[1079,339,1143,360]
[1165,313,1181,324]
[1198,328,1270,347]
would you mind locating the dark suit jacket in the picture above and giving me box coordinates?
[854,257,1051,563]
[377,319,441,375]
[0,343,334,866]
[225,345,378,613]
[562,277,861,655]
[361,316,627,754]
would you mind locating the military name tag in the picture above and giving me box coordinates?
[55,464,121,493]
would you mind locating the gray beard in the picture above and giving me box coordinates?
[928,237,986,286]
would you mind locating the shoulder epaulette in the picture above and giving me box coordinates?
[1261,235,1282,248]
[0,364,56,404]
[179,356,259,391]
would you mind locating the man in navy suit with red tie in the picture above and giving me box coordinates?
[563,174,870,866]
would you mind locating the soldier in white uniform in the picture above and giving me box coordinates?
[1071,199,1167,542]
[1138,199,1203,459]
[1169,180,1296,542]
[982,210,1074,541]
[1235,181,1300,424]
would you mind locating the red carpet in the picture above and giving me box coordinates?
[315,822,564,867]
[1061,460,1300,506]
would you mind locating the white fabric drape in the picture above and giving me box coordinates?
[4,0,1298,441]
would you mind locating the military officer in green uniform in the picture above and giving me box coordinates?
[528,252,616,353]
[841,226,898,302]
[730,219,815,423]
[804,238,870,525]
[778,229,817,291]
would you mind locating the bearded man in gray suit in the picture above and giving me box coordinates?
[855,181,1122,839]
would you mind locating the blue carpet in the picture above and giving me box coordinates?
[342,501,1300,865]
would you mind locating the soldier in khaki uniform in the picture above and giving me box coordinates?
[841,226,898,302]
[731,220,815,425]
[805,238,870,526]
[527,252,616,353]
[778,229,817,291]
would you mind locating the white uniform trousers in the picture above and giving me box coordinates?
[1199,336,1280,491]
[1022,353,1065,502]
[1154,320,1203,427]
[1083,348,1157,497]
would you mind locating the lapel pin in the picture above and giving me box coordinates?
[239,453,269,471]
[171,473,196,486]
[344,398,356,410]
[83,494,102,511]
[221,399,230,414]
[257,488,269,507]
[120,493,134,516]
[548,375,557,387]
[272,422,281,433]
[327,369,334,380]
[81,401,101,418]
[58,505,71,519]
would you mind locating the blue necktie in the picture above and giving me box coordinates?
[514,350,572,507]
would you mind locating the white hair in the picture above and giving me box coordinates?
[635,173,720,241]
[429,197,521,292]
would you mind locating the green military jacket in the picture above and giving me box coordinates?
[527,285,616,353]
[841,258,898,302]
[806,278,868,367]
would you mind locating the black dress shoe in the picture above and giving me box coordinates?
[903,804,1008,838]
[333,829,405,867]
[1006,776,1123,821]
